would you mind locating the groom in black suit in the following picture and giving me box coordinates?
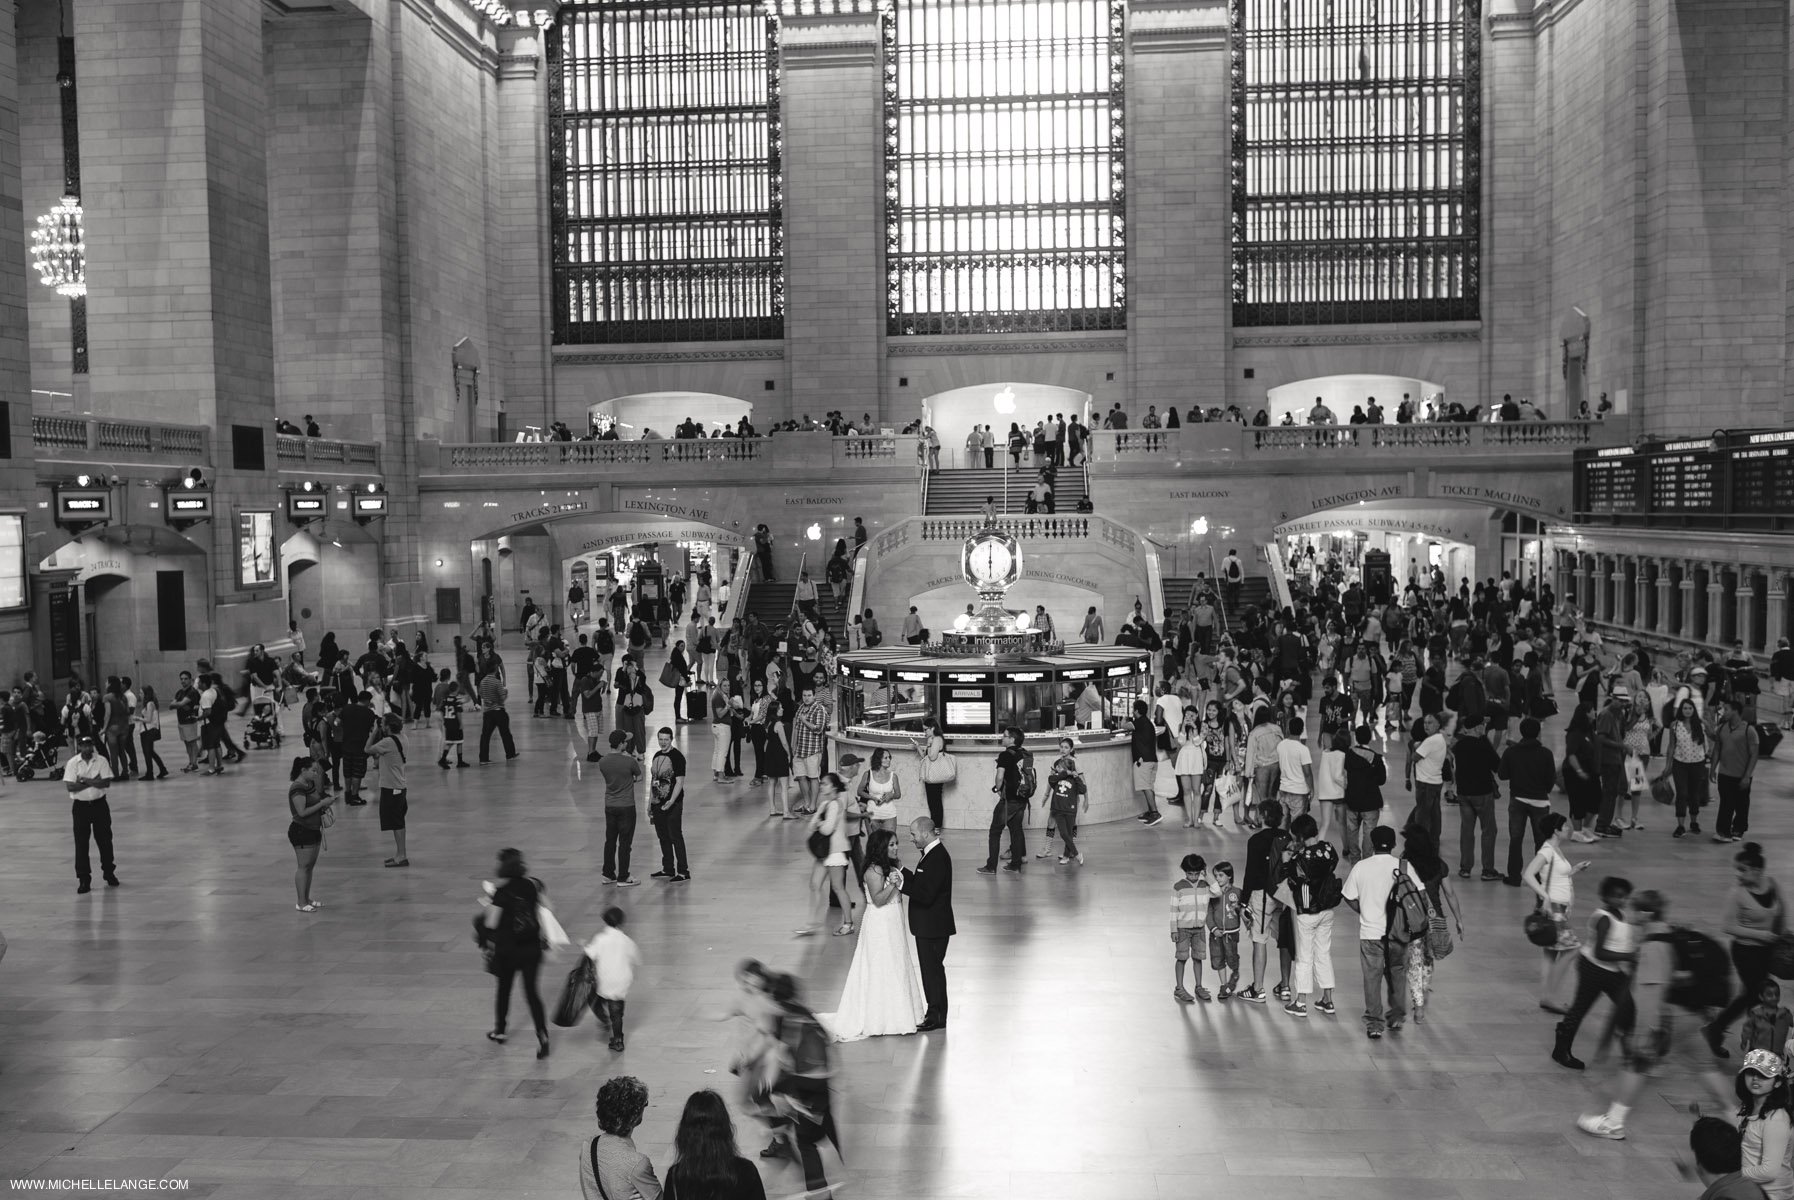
[900,816,955,1031]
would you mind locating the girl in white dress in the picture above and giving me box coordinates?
[1174,709,1207,828]
[819,829,926,1041]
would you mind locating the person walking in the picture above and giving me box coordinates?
[1499,717,1557,884]
[662,1089,767,1200]
[476,665,517,763]
[135,686,170,780]
[600,730,644,887]
[579,1076,661,1200]
[979,726,1033,872]
[762,973,841,1198]
[1340,725,1387,864]
[584,908,642,1053]
[63,735,117,894]
[798,773,860,937]
[1550,874,1637,1071]
[100,677,133,782]
[1711,699,1762,843]
[479,847,552,1059]
[1706,843,1788,1060]
[287,754,333,912]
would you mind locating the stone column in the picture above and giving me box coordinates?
[1633,558,1651,631]
[1680,562,1701,642]
[780,2,883,427]
[78,0,285,649]
[1769,573,1787,651]
[1608,561,1626,625]
[1573,557,1590,617]
[1654,559,1675,637]
[1127,0,1228,414]
[1706,565,1728,645]
[0,7,38,668]
[1737,569,1759,651]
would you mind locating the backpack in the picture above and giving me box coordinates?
[1017,750,1038,802]
[212,683,236,719]
[697,631,714,654]
[596,628,615,655]
[1385,858,1432,944]
[1225,557,1243,582]
[1653,927,1732,1012]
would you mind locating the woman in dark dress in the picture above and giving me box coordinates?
[663,1089,767,1200]
[480,848,551,1059]
[1562,704,1604,843]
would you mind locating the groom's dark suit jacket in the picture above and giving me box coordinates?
[905,842,956,938]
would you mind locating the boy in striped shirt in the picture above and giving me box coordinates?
[1172,853,1214,1003]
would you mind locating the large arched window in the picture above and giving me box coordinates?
[883,0,1126,335]
[1230,0,1480,325]
[549,0,784,344]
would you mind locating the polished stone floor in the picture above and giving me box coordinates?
[0,648,1779,1198]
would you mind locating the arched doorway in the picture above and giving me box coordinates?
[1265,373,1443,425]
[589,391,754,440]
[921,382,1092,468]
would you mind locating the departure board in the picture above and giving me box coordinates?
[1729,430,1794,513]
[1579,449,1643,514]
[1647,439,1720,513]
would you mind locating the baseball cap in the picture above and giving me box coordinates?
[837,753,864,767]
[609,729,631,749]
[1743,1049,1786,1079]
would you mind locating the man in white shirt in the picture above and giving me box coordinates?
[1406,712,1451,843]
[1153,681,1184,735]
[63,736,117,893]
[1275,716,1315,819]
[1341,825,1422,1038]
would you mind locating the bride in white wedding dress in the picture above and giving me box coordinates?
[819,829,926,1041]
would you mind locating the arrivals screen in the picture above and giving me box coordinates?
[942,686,995,733]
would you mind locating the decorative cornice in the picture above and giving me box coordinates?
[1487,0,1587,40]
[1231,329,1482,348]
[886,336,1128,357]
[497,52,540,80]
[554,347,787,365]
[781,40,879,67]
[1130,25,1228,51]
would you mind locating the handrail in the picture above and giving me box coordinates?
[719,541,755,633]
[276,433,381,468]
[32,415,212,461]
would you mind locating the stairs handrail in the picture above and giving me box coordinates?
[719,542,755,632]
[1206,547,1229,630]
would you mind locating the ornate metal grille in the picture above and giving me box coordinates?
[883,0,1126,335]
[549,0,783,344]
[1230,0,1480,326]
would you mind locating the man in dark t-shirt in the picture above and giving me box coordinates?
[599,729,643,885]
[336,693,378,806]
[649,727,689,881]
[981,727,1029,874]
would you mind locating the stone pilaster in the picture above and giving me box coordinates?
[1706,566,1727,645]
[780,5,883,426]
[78,0,285,647]
[1769,574,1787,650]
[1126,0,1228,413]
[0,3,38,669]
[1737,569,1759,651]
[1655,560,1675,637]
[496,29,550,436]
[1680,563,1701,641]
[1633,559,1651,631]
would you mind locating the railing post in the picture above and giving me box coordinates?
[85,419,97,452]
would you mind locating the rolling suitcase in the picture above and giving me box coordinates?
[1758,722,1783,759]
[686,691,707,721]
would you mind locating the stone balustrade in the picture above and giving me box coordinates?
[275,434,382,469]
[423,433,918,477]
[33,415,211,462]
[1085,418,1627,464]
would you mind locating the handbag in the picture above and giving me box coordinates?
[1649,770,1677,807]
[919,748,958,784]
[657,661,683,689]
[1427,905,1455,960]
[1215,773,1243,803]
[472,913,500,975]
[553,958,596,1027]
[807,801,833,859]
[1522,857,1563,948]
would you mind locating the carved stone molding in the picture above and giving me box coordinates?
[1231,329,1482,348]
[886,336,1128,357]
[554,348,787,365]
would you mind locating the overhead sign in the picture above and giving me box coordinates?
[55,488,111,524]
[166,492,214,521]
[575,525,750,554]
[286,492,327,521]
[354,494,388,516]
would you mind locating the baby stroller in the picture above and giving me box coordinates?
[246,698,282,749]
[13,731,61,781]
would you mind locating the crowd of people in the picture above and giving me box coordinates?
[1086,391,1609,430]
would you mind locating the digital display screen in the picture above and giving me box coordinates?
[169,495,211,514]
[286,493,326,519]
[55,489,111,522]
[1648,441,1719,512]
[1579,454,1643,514]
[354,495,387,514]
[1732,444,1794,514]
[942,686,995,731]
[237,511,276,588]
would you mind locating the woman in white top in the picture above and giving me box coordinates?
[1737,1050,1794,1200]
[1522,812,1589,1011]
[1313,727,1348,842]
[798,773,861,938]
[856,748,902,834]
[1174,710,1207,829]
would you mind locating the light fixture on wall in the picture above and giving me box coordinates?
[31,195,84,298]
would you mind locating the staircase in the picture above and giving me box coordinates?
[735,581,851,641]
[923,467,1089,516]
[1161,576,1274,634]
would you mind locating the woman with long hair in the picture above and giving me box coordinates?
[856,748,902,836]
[669,640,694,724]
[1522,812,1589,1011]
[663,1089,767,1200]
[1735,1051,1794,1198]
[1196,699,1235,828]
[1174,707,1206,829]
[759,685,793,818]
[480,847,551,1059]
[912,716,950,830]
[135,685,169,780]
[797,773,860,938]
[1670,695,1710,838]
[1562,704,1603,842]
[614,658,651,759]
[287,754,333,912]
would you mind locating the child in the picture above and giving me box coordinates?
[1038,738,1087,863]
[1740,979,1793,1059]
[1172,853,1213,1002]
[1207,861,1243,1000]
[432,669,467,769]
[583,906,641,1053]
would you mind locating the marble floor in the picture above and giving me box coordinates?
[0,648,1777,1198]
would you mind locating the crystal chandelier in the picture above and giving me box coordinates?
[31,194,85,298]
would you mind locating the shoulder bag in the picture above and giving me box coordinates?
[919,741,958,784]
[588,1136,613,1200]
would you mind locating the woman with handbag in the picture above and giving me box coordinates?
[913,718,953,829]
[1399,824,1462,1025]
[480,847,552,1059]
[664,642,694,725]
[614,659,652,760]
[1619,690,1660,832]
[1523,813,1590,1014]
[857,748,902,835]
[796,773,859,938]
[1196,700,1235,829]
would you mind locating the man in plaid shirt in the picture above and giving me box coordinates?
[792,680,831,814]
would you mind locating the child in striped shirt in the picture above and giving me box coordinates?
[1172,853,1215,1003]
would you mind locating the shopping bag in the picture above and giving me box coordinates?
[552,958,596,1027]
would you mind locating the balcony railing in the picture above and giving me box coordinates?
[32,416,211,462]
[425,434,919,476]
[276,434,381,469]
[917,515,1093,541]
[1087,419,1626,463]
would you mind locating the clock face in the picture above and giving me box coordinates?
[972,541,1012,581]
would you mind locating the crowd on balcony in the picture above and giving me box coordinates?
[1094,391,1604,433]
[273,414,324,437]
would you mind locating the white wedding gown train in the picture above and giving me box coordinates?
[818,891,927,1041]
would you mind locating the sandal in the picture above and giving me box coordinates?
[295,902,319,913]
[833,923,855,936]
[383,858,410,868]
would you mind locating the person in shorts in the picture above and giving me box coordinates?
[1207,862,1242,999]
[574,664,607,762]
[1171,853,1214,1002]
[368,712,409,868]
[432,669,467,769]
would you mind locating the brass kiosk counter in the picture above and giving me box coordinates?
[827,643,1154,829]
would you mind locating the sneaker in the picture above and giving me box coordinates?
[1315,999,1337,1016]
[1674,825,1685,838]
[650,870,671,879]
[1192,986,1212,1002]
[1075,853,1085,865]
[1058,856,1072,864]
[671,874,691,883]
[1173,987,1195,1003]
[1036,847,1056,859]
[1135,813,1153,822]
[1576,1113,1627,1141]
[614,877,640,887]
[602,876,616,886]
[1552,1048,1586,1071]
[1690,821,1703,834]
[1002,862,1022,873]
[1713,834,1733,844]
[976,864,998,875]
[1238,986,1267,1005]
[1457,868,1470,878]
[1480,871,1504,882]
[1367,1026,1383,1040]
[1144,812,1164,827]
[1283,1001,1308,1018]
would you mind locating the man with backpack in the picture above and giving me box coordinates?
[1342,825,1425,1039]
[1221,548,1246,614]
[978,726,1034,874]
[1283,813,1342,1018]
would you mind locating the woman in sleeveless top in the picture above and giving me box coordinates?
[857,748,901,835]
[287,755,333,912]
